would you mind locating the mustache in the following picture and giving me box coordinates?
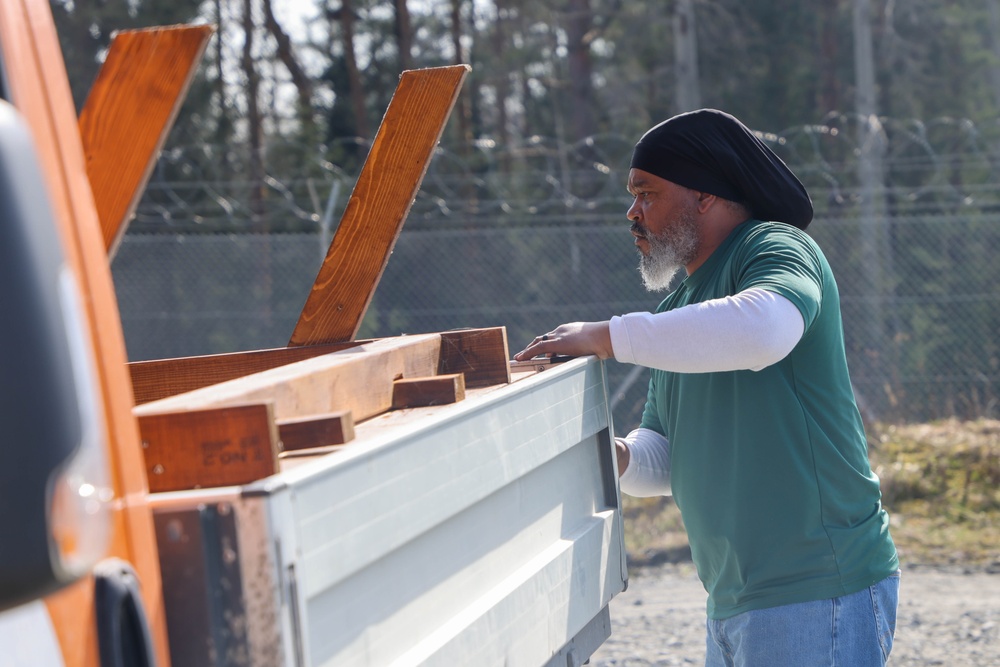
[630,221,646,237]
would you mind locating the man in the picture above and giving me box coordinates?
[514,109,899,666]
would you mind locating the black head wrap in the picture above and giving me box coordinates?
[630,109,814,229]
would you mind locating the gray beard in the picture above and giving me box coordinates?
[638,214,700,292]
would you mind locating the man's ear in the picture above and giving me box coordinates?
[696,191,717,213]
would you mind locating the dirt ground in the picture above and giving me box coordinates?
[590,562,1000,666]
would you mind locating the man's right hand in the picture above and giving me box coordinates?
[513,321,614,361]
[615,438,630,476]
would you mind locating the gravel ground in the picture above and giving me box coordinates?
[590,562,1000,666]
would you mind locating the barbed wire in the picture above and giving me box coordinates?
[133,114,1000,233]
[114,113,1000,422]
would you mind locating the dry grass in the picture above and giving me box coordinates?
[621,419,1000,570]
[871,418,1000,568]
[620,495,688,566]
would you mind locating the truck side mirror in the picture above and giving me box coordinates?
[0,100,112,611]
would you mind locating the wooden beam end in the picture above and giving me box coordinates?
[438,327,511,388]
[392,373,466,409]
[137,403,279,493]
[277,411,356,451]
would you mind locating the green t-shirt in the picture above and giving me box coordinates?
[639,219,898,620]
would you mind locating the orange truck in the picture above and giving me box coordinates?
[0,2,627,666]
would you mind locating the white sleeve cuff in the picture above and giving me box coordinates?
[609,287,804,373]
[618,427,672,497]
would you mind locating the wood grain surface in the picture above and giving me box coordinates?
[78,25,212,256]
[277,410,355,451]
[392,373,466,409]
[289,65,470,346]
[129,341,365,405]
[438,327,511,388]
[134,333,443,425]
[137,403,279,492]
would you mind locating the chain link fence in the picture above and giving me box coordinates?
[113,117,1000,427]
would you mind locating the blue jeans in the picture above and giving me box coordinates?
[705,571,900,667]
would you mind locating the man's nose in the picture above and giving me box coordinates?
[626,199,641,222]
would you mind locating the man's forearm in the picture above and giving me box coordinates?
[617,428,672,497]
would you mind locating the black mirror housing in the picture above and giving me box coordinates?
[0,100,98,609]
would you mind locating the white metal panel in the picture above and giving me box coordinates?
[259,357,626,667]
[151,357,627,667]
[282,358,610,589]
[0,601,66,667]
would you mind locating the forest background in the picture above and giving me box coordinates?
[51,0,1000,428]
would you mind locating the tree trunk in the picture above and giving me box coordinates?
[242,0,265,229]
[853,0,891,415]
[492,0,511,173]
[673,0,700,112]
[340,0,370,140]
[987,0,1000,112]
[242,0,272,328]
[394,0,414,72]
[817,0,841,114]
[565,0,598,141]
[262,0,314,122]
[213,0,232,141]
[450,0,473,151]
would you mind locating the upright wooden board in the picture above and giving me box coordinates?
[439,327,511,388]
[288,65,470,346]
[78,25,212,257]
[129,341,365,405]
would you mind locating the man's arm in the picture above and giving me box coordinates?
[516,288,805,489]
[514,287,803,372]
[617,428,672,496]
[611,287,804,372]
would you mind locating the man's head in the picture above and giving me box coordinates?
[630,109,813,230]
[626,109,812,288]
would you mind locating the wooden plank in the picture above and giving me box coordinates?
[392,373,466,409]
[289,65,471,346]
[134,333,443,424]
[129,341,366,405]
[137,403,279,493]
[78,25,213,257]
[129,327,506,407]
[277,411,355,451]
[438,327,511,388]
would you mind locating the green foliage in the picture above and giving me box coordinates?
[52,1,1000,166]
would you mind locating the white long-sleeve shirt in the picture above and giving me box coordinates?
[611,287,805,497]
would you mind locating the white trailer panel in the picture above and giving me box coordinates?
[150,356,627,667]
